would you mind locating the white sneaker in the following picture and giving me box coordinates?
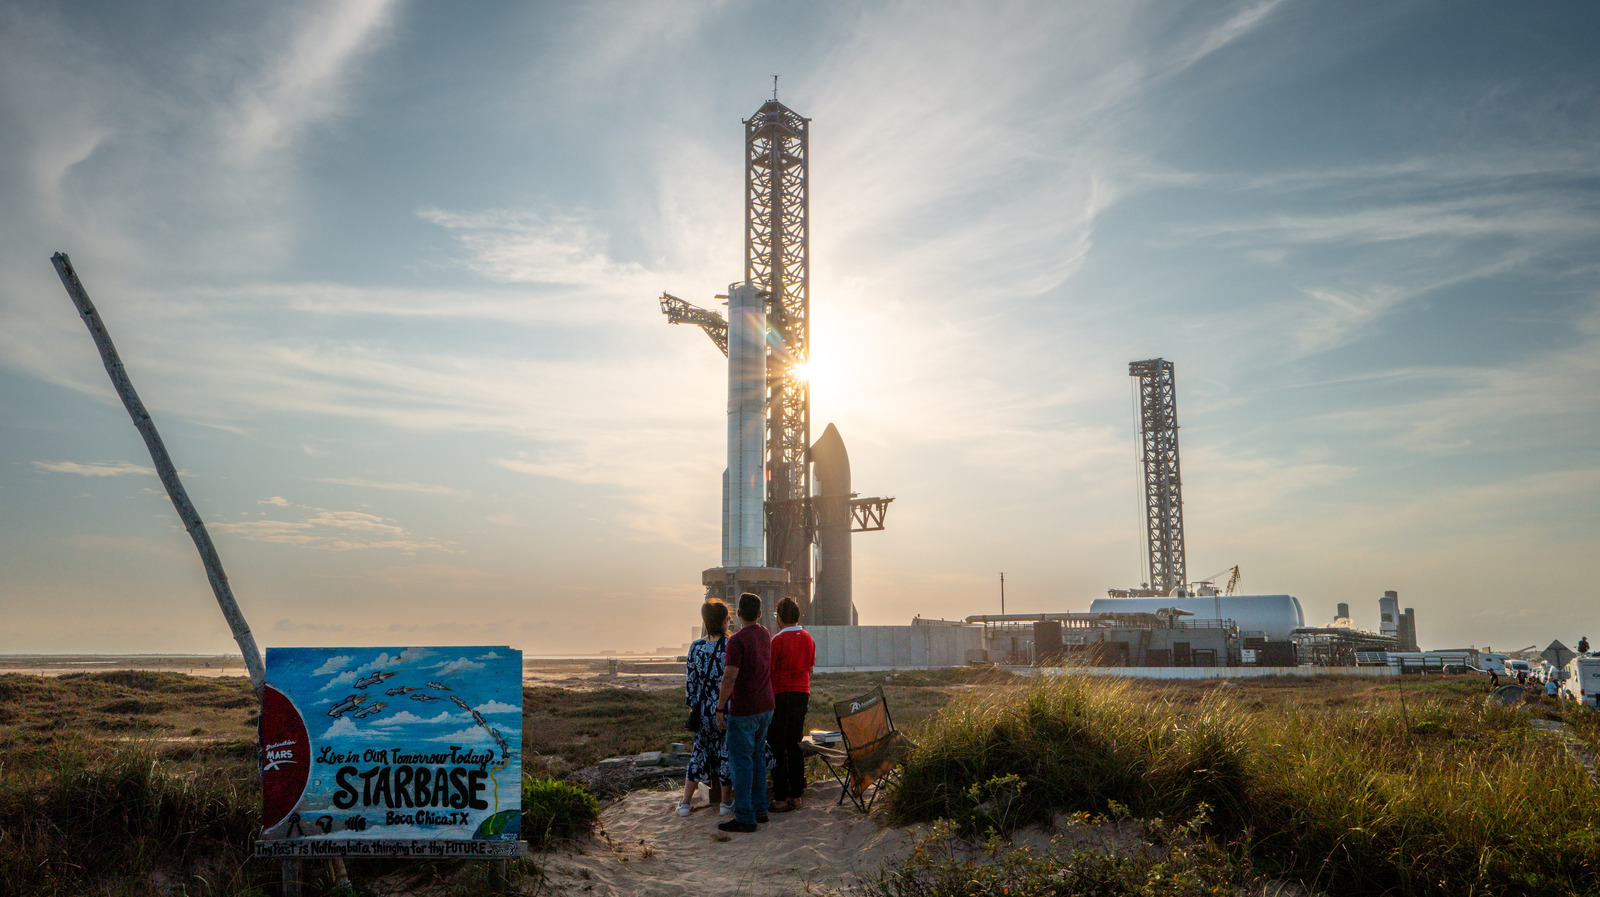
[719,802,734,816]
[676,801,691,817]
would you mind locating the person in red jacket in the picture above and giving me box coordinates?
[767,597,816,812]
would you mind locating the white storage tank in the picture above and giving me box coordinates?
[1088,594,1306,640]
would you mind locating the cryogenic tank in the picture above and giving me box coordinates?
[1088,594,1306,640]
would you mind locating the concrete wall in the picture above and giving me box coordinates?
[1041,665,1398,680]
[810,624,983,669]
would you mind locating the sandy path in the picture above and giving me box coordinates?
[537,780,913,896]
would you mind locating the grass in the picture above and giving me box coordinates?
[7,667,1592,895]
[887,673,1600,896]
[0,743,265,896]
[869,816,1263,897]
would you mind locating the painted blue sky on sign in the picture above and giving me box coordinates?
[274,646,521,746]
[266,645,522,840]
[1,1,1597,654]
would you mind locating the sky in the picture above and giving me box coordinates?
[1,0,1597,657]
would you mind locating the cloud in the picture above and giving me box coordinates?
[220,0,399,165]
[321,651,400,689]
[33,460,156,477]
[321,716,362,738]
[313,477,466,497]
[310,654,353,676]
[419,209,657,303]
[432,658,485,676]
[396,647,437,664]
[473,700,519,714]
[429,726,494,744]
[259,496,292,507]
[212,507,449,553]
[475,650,502,660]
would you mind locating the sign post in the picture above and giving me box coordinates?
[256,646,525,890]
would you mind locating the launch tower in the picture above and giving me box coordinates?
[660,98,891,624]
[746,100,814,605]
[1130,358,1186,595]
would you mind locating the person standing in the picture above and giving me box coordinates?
[716,592,774,833]
[768,597,816,813]
[1580,636,1591,655]
[680,601,733,817]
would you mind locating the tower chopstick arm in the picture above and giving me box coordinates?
[659,292,729,356]
[849,496,894,533]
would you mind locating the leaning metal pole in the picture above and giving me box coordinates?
[745,100,812,605]
[1129,358,1186,595]
[51,253,266,695]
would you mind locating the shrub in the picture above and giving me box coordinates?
[521,777,600,848]
[888,674,1600,896]
[889,675,1251,833]
[0,743,263,895]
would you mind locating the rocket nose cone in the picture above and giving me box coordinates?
[813,422,846,456]
[812,422,850,494]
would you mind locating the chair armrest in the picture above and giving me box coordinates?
[802,743,847,762]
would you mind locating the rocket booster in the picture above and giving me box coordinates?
[724,282,767,568]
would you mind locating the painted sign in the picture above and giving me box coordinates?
[254,646,525,858]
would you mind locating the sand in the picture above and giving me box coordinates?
[535,780,915,896]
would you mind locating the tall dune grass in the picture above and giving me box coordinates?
[0,743,263,896]
[888,674,1600,896]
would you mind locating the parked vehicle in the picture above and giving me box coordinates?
[1563,655,1600,709]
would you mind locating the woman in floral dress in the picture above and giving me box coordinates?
[680,600,732,815]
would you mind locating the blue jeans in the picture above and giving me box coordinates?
[725,709,772,824]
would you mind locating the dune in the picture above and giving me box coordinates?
[537,780,912,896]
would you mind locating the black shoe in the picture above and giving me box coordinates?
[718,819,758,833]
[757,815,769,823]
[769,804,794,813]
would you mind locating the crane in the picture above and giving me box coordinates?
[1194,565,1241,596]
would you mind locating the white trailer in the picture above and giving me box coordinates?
[1563,655,1600,709]
[1478,652,1509,675]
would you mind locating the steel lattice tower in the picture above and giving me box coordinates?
[746,100,812,603]
[1129,359,1185,595]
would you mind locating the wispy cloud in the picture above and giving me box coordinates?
[314,477,466,497]
[33,460,156,477]
[221,0,397,164]
[213,504,449,553]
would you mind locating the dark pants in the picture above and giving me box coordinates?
[769,691,810,801]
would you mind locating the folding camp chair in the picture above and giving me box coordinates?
[802,685,914,812]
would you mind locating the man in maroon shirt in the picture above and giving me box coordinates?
[768,596,816,812]
[715,592,774,832]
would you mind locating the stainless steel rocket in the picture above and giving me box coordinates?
[723,282,767,568]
